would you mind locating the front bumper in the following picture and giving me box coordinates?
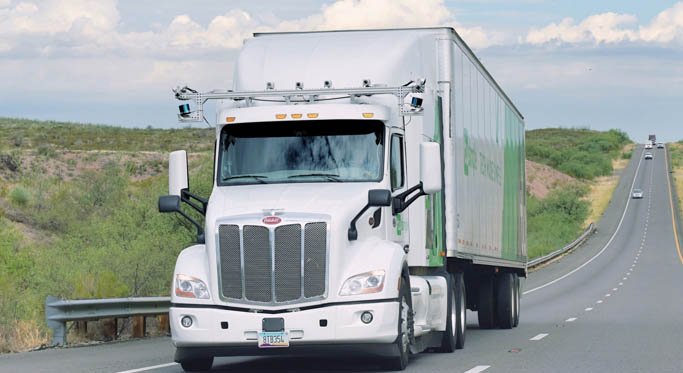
[169,300,399,356]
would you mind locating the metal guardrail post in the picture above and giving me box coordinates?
[45,296,171,346]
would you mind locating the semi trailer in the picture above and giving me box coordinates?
[158,27,526,372]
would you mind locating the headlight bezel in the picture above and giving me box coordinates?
[339,270,386,296]
[175,274,210,299]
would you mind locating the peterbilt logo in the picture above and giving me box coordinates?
[262,216,282,225]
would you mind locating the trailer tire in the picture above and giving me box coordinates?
[180,357,213,372]
[385,275,412,371]
[438,274,456,353]
[454,272,466,349]
[496,273,514,329]
[512,274,520,327]
[477,275,496,329]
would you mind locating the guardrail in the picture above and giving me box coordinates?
[527,223,595,268]
[45,295,171,346]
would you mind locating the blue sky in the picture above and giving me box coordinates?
[1,0,683,142]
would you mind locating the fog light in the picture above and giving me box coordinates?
[181,316,193,328]
[361,311,373,324]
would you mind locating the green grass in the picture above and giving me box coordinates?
[526,128,631,180]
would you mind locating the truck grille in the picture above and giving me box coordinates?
[217,221,328,304]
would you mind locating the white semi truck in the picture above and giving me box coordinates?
[159,28,526,372]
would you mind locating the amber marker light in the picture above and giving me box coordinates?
[291,113,303,119]
[275,114,287,119]
[362,113,374,118]
[225,117,236,122]
[307,113,319,118]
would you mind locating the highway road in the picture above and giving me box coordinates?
[2,145,682,373]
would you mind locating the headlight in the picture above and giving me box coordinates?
[175,274,210,299]
[339,270,385,296]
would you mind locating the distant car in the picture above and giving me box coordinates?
[657,143,664,149]
[632,189,643,199]
[645,152,653,159]
[645,143,653,149]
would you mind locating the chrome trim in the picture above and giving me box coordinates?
[214,212,331,307]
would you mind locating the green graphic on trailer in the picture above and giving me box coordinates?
[501,106,521,260]
[426,98,444,266]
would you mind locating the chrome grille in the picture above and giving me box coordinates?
[217,219,328,305]
[243,225,271,302]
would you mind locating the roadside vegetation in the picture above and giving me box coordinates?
[525,128,631,259]
[0,118,213,352]
[668,142,683,220]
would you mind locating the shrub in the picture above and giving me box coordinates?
[9,187,30,206]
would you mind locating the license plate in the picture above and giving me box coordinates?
[258,332,289,348]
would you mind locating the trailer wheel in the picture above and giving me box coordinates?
[454,272,466,349]
[385,275,412,371]
[180,357,213,372]
[496,273,514,329]
[477,275,495,329]
[438,274,456,352]
[512,274,520,327]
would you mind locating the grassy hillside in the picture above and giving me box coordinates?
[0,118,213,352]
[525,128,631,259]
[526,128,631,180]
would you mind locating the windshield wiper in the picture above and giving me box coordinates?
[222,175,268,184]
[288,173,342,182]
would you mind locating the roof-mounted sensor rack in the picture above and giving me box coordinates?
[173,78,426,123]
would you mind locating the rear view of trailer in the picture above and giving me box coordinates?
[439,35,526,269]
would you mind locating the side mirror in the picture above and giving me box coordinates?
[169,150,189,196]
[420,142,442,195]
[158,195,181,213]
[368,189,392,207]
[348,189,392,241]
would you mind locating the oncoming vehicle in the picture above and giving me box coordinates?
[645,143,653,149]
[645,152,653,160]
[632,189,643,199]
[158,28,527,372]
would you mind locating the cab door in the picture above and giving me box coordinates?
[388,130,410,249]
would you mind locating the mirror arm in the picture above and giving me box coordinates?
[181,189,208,216]
[392,182,424,215]
[348,205,371,241]
[175,207,205,244]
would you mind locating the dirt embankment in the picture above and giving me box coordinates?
[526,160,577,199]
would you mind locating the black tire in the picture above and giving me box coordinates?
[496,273,514,329]
[512,273,520,327]
[454,272,466,349]
[180,357,213,372]
[385,275,412,371]
[477,275,495,329]
[438,274,456,353]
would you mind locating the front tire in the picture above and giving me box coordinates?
[385,275,412,371]
[454,272,466,349]
[180,357,213,372]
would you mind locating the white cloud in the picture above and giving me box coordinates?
[526,12,637,45]
[639,2,683,43]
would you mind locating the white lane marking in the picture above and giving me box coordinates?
[597,300,603,304]
[464,365,491,373]
[619,282,623,285]
[613,287,618,291]
[623,277,628,280]
[524,151,644,295]
[566,317,577,322]
[585,307,593,311]
[115,363,178,373]
[530,333,549,341]
[606,294,611,297]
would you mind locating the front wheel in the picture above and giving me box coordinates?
[180,357,213,372]
[384,276,412,371]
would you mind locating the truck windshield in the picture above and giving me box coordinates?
[218,120,384,185]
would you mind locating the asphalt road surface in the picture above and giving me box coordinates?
[2,145,682,373]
